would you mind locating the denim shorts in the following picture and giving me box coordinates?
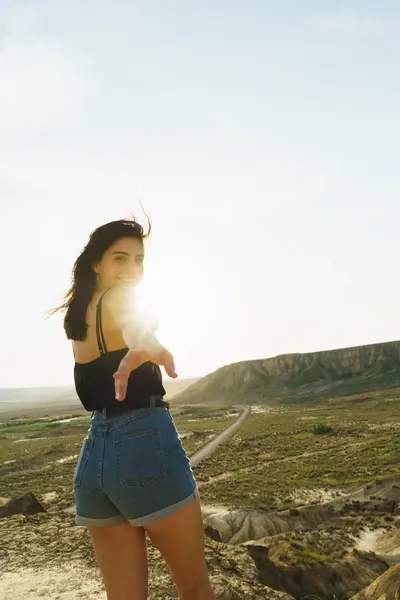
[73,403,198,527]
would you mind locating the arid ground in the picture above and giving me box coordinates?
[1,391,400,599]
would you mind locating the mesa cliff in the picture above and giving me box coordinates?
[175,341,400,405]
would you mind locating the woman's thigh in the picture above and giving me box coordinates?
[144,494,210,591]
[89,522,148,600]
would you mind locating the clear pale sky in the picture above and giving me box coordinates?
[1,1,399,388]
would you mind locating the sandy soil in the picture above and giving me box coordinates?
[0,565,105,600]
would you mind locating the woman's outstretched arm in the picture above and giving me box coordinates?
[104,284,177,400]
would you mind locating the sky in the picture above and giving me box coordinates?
[0,0,400,388]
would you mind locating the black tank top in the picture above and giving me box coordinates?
[73,291,165,411]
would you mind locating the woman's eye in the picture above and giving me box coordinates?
[115,256,126,262]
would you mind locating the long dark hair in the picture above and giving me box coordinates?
[50,215,151,340]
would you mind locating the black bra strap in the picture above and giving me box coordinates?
[95,293,108,354]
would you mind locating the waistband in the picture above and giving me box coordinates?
[91,394,169,420]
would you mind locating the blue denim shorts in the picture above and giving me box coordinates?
[73,403,198,527]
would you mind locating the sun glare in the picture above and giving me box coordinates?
[134,257,218,367]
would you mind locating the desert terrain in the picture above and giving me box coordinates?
[1,346,400,599]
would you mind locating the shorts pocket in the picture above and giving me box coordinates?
[73,436,94,488]
[113,428,165,487]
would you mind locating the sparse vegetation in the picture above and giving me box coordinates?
[1,387,399,600]
[312,423,334,435]
[192,390,400,511]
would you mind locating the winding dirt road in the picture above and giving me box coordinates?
[189,407,250,467]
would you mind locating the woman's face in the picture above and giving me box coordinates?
[92,237,145,292]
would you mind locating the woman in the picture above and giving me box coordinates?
[53,217,216,600]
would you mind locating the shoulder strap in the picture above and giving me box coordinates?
[95,292,108,354]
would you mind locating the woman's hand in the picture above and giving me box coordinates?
[113,346,178,401]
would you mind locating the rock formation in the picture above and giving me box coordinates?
[349,564,400,600]
[202,477,400,599]
[175,340,400,404]
[0,492,46,518]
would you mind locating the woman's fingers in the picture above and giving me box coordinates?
[146,346,178,378]
[113,372,128,401]
[113,350,139,401]
[162,351,178,379]
[113,346,178,400]
[113,362,130,401]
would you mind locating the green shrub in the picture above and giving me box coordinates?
[312,423,334,435]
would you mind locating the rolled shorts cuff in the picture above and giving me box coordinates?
[127,487,199,527]
[75,513,126,527]
[75,488,199,528]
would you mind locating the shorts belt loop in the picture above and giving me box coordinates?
[150,395,156,408]
[102,407,107,422]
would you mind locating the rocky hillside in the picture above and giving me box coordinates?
[350,564,400,600]
[202,476,400,600]
[175,341,400,405]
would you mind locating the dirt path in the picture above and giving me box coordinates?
[189,407,250,467]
